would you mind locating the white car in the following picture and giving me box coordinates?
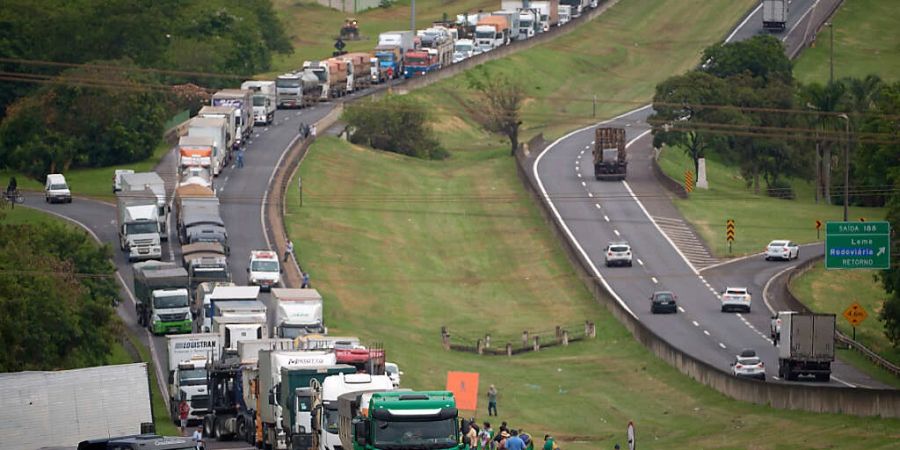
[384,362,403,388]
[721,287,751,313]
[604,242,632,267]
[731,349,765,380]
[44,173,72,203]
[248,250,281,291]
[765,240,799,261]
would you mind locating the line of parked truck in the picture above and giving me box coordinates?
[274,0,602,106]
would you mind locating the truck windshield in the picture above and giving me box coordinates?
[251,260,280,272]
[253,96,267,106]
[50,183,68,190]
[406,56,428,65]
[324,406,340,434]
[277,78,300,88]
[376,53,395,63]
[178,368,207,386]
[520,20,532,28]
[374,418,457,448]
[455,44,472,53]
[126,222,158,235]
[311,69,327,82]
[193,268,229,280]
[154,294,189,309]
[475,31,495,39]
[280,325,308,339]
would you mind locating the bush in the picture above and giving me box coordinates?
[343,95,448,160]
[766,178,795,200]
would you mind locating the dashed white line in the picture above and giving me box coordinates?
[718,343,727,349]
[692,321,699,327]
[651,277,658,284]
[703,330,710,336]
[587,192,593,198]
[677,306,685,313]
[637,259,644,266]
[581,181,586,187]
[613,229,620,236]
[603,215,609,222]
[577,173,582,178]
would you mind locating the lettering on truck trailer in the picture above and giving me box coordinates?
[174,340,218,350]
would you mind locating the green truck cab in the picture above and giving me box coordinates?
[343,391,462,450]
[133,261,192,335]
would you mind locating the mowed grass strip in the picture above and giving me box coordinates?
[285,137,900,448]
[410,0,759,150]
[657,147,887,256]
[793,0,900,84]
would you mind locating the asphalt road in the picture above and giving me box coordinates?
[530,0,891,388]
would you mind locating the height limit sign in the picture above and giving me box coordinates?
[825,221,890,270]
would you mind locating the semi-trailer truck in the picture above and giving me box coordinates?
[241,80,277,125]
[120,172,169,241]
[272,288,327,338]
[593,127,627,180]
[116,189,162,261]
[776,312,835,381]
[166,333,222,423]
[133,261,192,334]
[341,391,461,450]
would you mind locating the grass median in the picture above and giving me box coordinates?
[284,137,899,448]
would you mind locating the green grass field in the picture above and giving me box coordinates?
[793,0,900,84]
[657,148,887,256]
[1,205,79,227]
[790,261,900,380]
[284,137,900,448]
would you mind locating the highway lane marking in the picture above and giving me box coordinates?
[577,173,582,178]
[692,321,699,327]
[595,203,601,209]
[718,342,727,349]
[587,192,593,198]
[651,277,658,284]
[763,265,797,315]
[591,141,595,144]
[254,133,260,138]
[783,0,820,43]
[585,145,591,149]
[832,376,856,388]
[703,330,710,336]
[613,229,620,236]
[678,306,685,313]
[532,106,652,321]
[725,2,763,42]
[603,215,609,221]
[637,259,644,266]
[581,181,586,187]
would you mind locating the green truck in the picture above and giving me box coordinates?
[340,391,461,450]
[133,261,192,334]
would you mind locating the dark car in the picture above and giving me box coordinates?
[650,291,677,314]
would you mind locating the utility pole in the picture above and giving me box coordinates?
[828,22,834,84]
[410,0,416,32]
[838,113,850,221]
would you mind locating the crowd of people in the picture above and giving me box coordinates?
[461,419,558,450]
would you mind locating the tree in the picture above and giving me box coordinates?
[880,191,900,347]
[701,35,792,83]
[797,81,846,204]
[343,94,447,160]
[465,68,526,156]
[852,81,900,207]
[649,71,729,176]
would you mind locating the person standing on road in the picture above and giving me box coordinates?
[302,271,310,288]
[178,399,190,436]
[284,240,294,262]
[237,148,245,168]
[487,384,498,416]
[192,426,204,450]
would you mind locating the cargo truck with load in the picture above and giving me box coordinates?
[776,312,835,381]
[342,391,461,450]
[276,72,315,109]
[175,185,228,252]
[491,11,520,42]
[272,288,327,338]
[531,0,560,31]
[198,285,261,336]
[241,80,277,125]
[166,333,222,423]
[211,89,253,144]
[197,106,238,155]
[303,60,348,100]
[210,293,267,354]
[177,135,214,187]
[762,0,787,31]
[0,363,153,449]
[120,171,169,241]
[474,16,510,52]
[418,27,455,68]
[133,261,192,334]
[341,53,372,91]
[593,127,627,181]
[187,116,229,176]
[116,189,162,261]
[403,50,439,78]
[193,281,235,332]
[182,242,230,289]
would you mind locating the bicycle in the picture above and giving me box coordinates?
[3,189,24,207]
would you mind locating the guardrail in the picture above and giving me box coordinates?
[441,322,597,355]
[782,255,900,379]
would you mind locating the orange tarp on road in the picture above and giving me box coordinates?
[446,371,479,411]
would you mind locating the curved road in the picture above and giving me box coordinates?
[531,0,889,388]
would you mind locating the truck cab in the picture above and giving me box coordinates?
[171,355,211,422]
[149,288,192,335]
[77,434,196,450]
[403,51,438,78]
[374,46,402,79]
[347,391,460,450]
[248,250,281,291]
[117,191,163,262]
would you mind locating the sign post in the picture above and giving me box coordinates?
[842,302,869,341]
[815,219,822,240]
[726,219,735,254]
[825,221,890,270]
[684,170,694,193]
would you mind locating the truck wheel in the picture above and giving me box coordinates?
[236,418,247,442]
[215,417,230,441]
[203,415,215,438]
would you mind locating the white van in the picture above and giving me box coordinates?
[44,173,72,203]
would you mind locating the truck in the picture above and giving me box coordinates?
[474,16,510,52]
[403,50,439,78]
[241,80,277,125]
[453,39,476,63]
[177,135,214,188]
[531,0,560,31]
[303,373,395,450]
[377,30,416,53]
[593,127,627,181]
[193,281,236,332]
[133,260,192,334]
[762,0,788,31]
[517,8,539,38]
[373,46,403,80]
[303,60,348,100]
[175,185,228,252]
[211,89,253,144]
[182,242,230,289]
[418,27,455,68]
[369,56,389,84]
[120,171,169,241]
[491,11,521,42]
[212,299,268,354]
[0,363,153,449]
[197,106,238,156]
[559,0,587,18]
[257,349,353,450]
[201,285,262,334]
[558,4,572,25]
[272,288,327,339]
[116,189,162,261]
[187,116,229,176]
[166,333,222,423]
[341,53,372,91]
[249,249,282,290]
[277,72,305,109]
[776,312,835,381]
[341,391,461,450]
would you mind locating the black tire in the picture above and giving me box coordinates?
[203,415,215,438]
[627,261,633,267]
[236,418,247,442]
[215,416,230,441]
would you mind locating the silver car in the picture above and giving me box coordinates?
[765,240,799,261]
[731,350,765,380]
[604,241,632,267]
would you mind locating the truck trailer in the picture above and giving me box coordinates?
[166,333,222,423]
[593,127,627,180]
[116,190,162,261]
[762,0,788,31]
[777,312,835,381]
[120,172,169,241]
[211,89,253,144]
[272,288,327,338]
[133,260,192,334]
[187,116,229,176]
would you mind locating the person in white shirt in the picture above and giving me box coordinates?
[192,427,204,450]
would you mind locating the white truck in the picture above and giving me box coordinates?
[762,0,788,31]
[272,288,327,339]
[208,286,266,353]
[492,10,521,42]
[241,80,277,125]
[0,363,152,449]
[249,249,282,291]
[530,1,557,31]
[116,189,162,261]
[558,4,571,25]
[313,373,395,450]
[167,333,222,423]
[501,0,539,38]
[211,89,253,144]
[120,171,169,241]
[193,281,236,332]
[453,39,476,63]
[187,116,229,176]
[198,106,238,157]
[776,312,836,381]
[177,135,214,188]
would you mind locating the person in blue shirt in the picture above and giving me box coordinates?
[505,430,526,450]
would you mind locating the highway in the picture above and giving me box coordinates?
[531,0,890,388]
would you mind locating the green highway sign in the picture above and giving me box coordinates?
[825,221,891,270]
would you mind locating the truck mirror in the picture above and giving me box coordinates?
[246,267,250,273]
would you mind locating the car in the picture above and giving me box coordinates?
[604,241,633,267]
[44,173,72,203]
[384,361,403,388]
[721,287,751,313]
[731,349,765,380]
[247,250,281,291]
[765,240,799,261]
[650,290,677,314]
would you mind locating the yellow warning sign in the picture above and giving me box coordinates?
[842,302,868,327]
